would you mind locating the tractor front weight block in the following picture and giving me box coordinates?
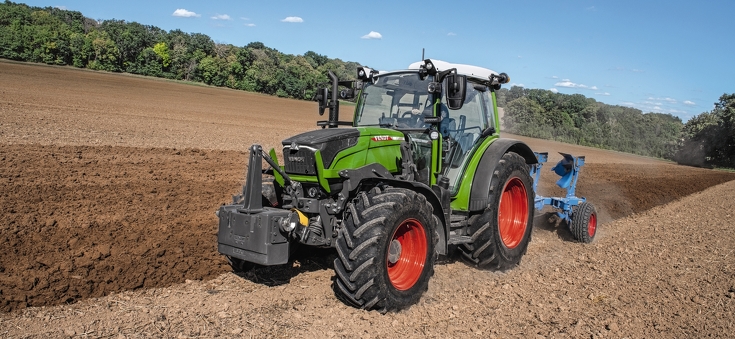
[217,205,291,266]
[217,144,292,266]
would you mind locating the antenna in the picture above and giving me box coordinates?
[422,48,425,60]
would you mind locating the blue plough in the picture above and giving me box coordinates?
[530,152,598,243]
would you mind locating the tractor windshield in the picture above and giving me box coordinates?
[355,72,433,128]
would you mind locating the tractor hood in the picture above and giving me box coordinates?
[282,128,361,170]
[283,128,361,147]
[282,127,405,173]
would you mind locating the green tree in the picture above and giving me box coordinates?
[86,29,118,71]
[152,41,170,67]
[676,94,735,167]
[0,2,363,107]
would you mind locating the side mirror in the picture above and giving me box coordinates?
[316,88,329,115]
[445,74,467,110]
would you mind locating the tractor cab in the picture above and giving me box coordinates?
[348,60,505,192]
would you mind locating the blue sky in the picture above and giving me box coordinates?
[21,0,735,121]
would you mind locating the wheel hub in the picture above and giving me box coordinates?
[387,218,427,291]
[388,239,402,264]
[498,177,529,249]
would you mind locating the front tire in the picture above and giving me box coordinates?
[333,186,438,312]
[459,152,534,270]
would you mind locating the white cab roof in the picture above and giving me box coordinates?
[407,59,498,80]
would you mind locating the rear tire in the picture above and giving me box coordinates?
[459,152,534,270]
[570,202,597,243]
[333,186,438,312]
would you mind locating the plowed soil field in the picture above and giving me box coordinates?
[1,60,734,338]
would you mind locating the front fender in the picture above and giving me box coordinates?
[338,164,448,256]
[363,178,448,256]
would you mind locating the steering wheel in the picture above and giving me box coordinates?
[401,111,414,119]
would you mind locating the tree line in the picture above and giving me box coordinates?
[1,1,732,168]
[674,94,735,168]
[497,87,683,160]
[0,1,358,99]
[498,87,734,168]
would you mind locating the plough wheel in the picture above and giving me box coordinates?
[570,202,597,243]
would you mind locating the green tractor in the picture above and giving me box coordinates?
[217,59,538,312]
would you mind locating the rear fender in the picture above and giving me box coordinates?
[468,138,537,212]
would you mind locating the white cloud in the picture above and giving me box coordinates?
[555,80,599,90]
[648,96,677,104]
[361,31,383,39]
[447,32,456,36]
[596,92,611,96]
[281,16,304,23]
[550,88,559,93]
[54,5,67,10]
[621,96,696,115]
[211,14,231,20]
[245,23,256,27]
[556,81,585,88]
[551,76,559,79]
[172,9,200,18]
[586,6,596,11]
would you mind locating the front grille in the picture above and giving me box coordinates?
[283,147,317,175]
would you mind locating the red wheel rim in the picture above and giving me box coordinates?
[498,177,529,249]
[387,218,427,291]
[588,212,597,237]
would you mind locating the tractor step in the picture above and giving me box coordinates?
[449,214,469,228]
[447,234,473,245]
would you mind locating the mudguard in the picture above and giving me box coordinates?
[468,138,537,212]
[338,164,448,256]
[364,178,448,255]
